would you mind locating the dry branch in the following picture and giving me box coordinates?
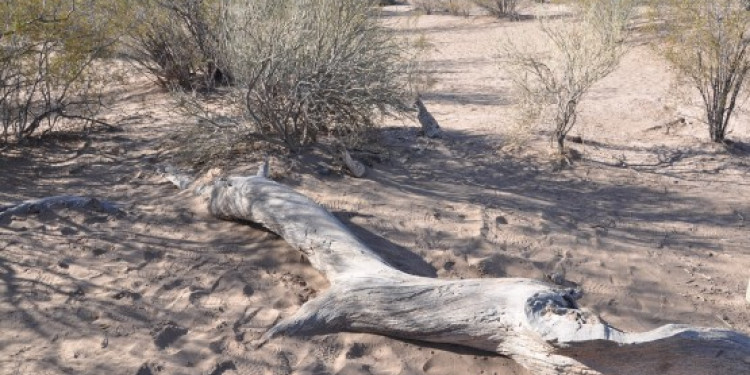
[416,98,442,139]
[0,196,121,225]
[206,169,750,375]
[342,149,367,178]
[644,117,687,135]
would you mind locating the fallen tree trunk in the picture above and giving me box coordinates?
[207,171,750,375]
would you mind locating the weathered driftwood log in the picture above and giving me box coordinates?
[207,172,750,375]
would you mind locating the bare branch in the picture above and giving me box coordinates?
[503,0,634,154]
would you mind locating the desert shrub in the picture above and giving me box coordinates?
[189,0,410,152]
[655,0,750,143]
[0,0,123,143]
[473,0,520,18]
[412,0,473,16]
[412,0,440,14]
[126,0,230,90]
[503,0,635,154]
[446,0,474,15]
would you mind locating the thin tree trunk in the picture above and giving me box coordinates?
[556,132,566,154]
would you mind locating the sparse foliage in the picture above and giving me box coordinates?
[0,0,123,142]
[473,0,521,18]
[412,0,473,15]
[503,0,634,154]
[655,0,750,143]
[189,0,411,152]
[126,0,230,90]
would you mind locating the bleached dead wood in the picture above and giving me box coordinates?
[0,196,121,225]
[644,117,687,135]
[205,169,750,375]
[342,149,366,178]
[416,97,442,138]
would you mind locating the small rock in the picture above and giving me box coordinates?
[495,216,508,226]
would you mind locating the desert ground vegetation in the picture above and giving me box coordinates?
[412,0,473,16]
[126,0,231,91]
[503,0,635,155]
[198,0,411,153]
[473,0,522,18]
[0,0,125,142]
[655,0,750,144]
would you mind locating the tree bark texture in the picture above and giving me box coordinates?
[207,174,750,375]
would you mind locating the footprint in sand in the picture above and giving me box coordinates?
[151,321,188,349]
[345,343,368,360]
[188,289,227,310]
[143,249,164,262]
[135,362,164,375]
[207,360,237,375]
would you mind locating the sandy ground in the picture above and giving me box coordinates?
[1,4,749,375]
